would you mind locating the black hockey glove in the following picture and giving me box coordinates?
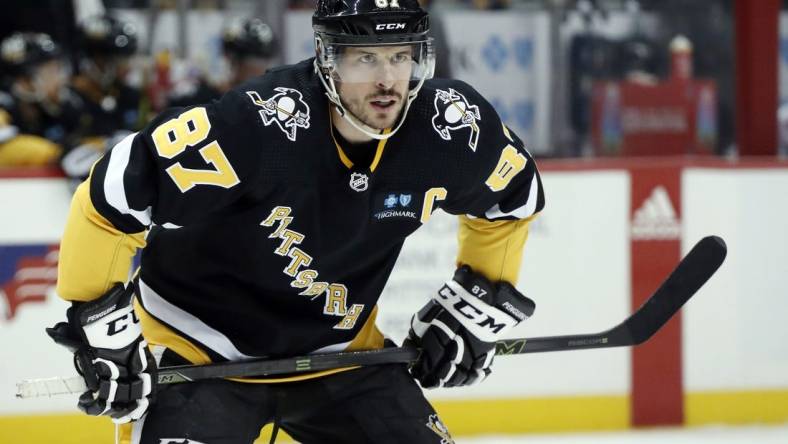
[47,283,155,423]
[406,265,535,389]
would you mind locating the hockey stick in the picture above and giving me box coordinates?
[16,235,726,399]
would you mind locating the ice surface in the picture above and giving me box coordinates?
[458,424,788,444]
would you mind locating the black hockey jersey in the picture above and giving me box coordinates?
[81,58,545,365]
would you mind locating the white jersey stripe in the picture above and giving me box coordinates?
[138,278,257,361]
[103,132,152,227]
[484,173,540,220]
[129,413,146,444]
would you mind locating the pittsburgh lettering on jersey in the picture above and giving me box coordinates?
[261,206,364,330]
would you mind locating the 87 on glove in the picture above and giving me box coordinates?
[407,266,535,388]
[47,283,155,423]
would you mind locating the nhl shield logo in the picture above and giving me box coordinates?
[349,172,369,192]
[246,87,311,141]
[432,88,481,151]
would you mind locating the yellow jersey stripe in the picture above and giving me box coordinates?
[56,180,146,301]
[369,128,392,173]
[456,214,536,284]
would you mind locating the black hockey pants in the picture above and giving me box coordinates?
[127,356,454,444]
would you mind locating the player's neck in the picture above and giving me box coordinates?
[330,105,375,144]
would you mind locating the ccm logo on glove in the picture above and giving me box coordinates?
[84,305,140,347]
[434,280,523,342]
[406,266,536,389]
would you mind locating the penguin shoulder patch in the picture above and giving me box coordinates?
[431,88,481,152]
[246,87,311,141]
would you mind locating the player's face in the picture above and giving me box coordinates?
[32,59,69,103]
[91,55,131,83]
[335,45,413,130]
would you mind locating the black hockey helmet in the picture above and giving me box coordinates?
[312,0,435,140]
[313,0,430,45]
[0,32,62,78]
[222,18,278,60]
[78,15,138,57]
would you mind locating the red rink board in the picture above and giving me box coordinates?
[629,166,682,426]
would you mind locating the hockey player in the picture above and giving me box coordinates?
[0,32,80,166]
[71,14,144,134]
[60,15,144,180]
[49,1,545,443]
[168,17,278,107]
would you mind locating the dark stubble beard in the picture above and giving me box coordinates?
[340,86,405,130]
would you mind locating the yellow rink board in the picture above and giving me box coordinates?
[1,390,786,443]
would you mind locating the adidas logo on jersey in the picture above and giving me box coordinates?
[631,186,681,240]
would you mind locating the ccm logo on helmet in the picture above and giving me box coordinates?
[376,23,407,31]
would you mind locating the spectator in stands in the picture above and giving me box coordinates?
[0,33,79,167]
[464,0,512,9]
[60,15,146,181]
[0,1,78,63]
[72,14,145,135]
[168,17,278,107]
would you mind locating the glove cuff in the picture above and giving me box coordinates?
[70,283,142,350]
[495,282,535,322]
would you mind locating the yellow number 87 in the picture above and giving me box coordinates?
[151,107,240,192]
[485,144,527,192]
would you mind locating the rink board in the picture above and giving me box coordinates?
[1,159,788,442]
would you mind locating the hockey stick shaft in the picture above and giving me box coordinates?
[17,236,726,398]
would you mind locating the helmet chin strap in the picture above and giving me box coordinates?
[314,59,427,141]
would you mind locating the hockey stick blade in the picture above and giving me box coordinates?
[17,236,726,398]
[495,235,727,354]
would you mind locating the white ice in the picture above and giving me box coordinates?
[458,423,788,443]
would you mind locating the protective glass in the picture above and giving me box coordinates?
[319,39,435,86]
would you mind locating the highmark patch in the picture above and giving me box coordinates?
[373,191,419,221]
